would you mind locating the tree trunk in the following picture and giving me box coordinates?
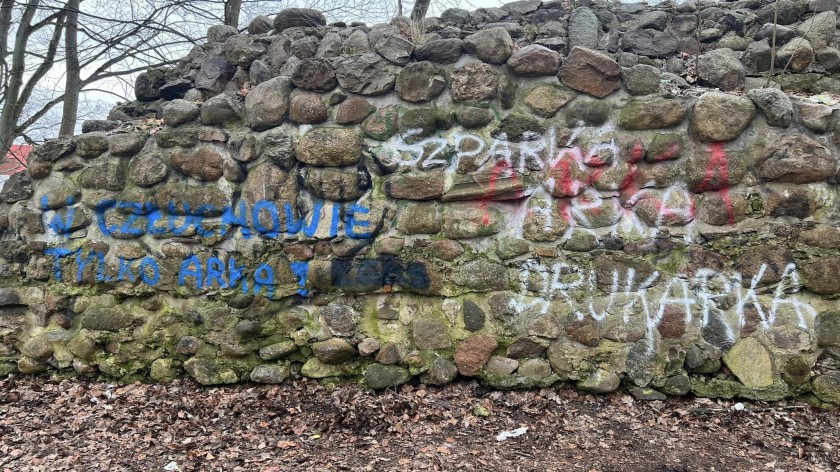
[225,0,241,28]
[0,0,39,152]
[410,0,430,24]
[59,0,80,136]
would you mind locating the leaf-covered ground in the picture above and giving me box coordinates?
[1,376,838,471]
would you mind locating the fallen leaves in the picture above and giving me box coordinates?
[0,376,837,471]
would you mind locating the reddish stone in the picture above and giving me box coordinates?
[657,306,687,338]
[559,47,621,98]
[455,334,498,377]
[566,315,600,347]
[335,96,375,124]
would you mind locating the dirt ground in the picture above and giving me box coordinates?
[1,375,838,472]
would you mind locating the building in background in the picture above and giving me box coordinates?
[0,145,32,186]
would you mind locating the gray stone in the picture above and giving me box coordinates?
[412,317,452,349]
[200,94,241,125]
[442,203,503,238]
[260,341,297,360]
[176,336,200,355]
[291,58,337,92]
[690,92,755,142]
[450,62,498,102]
[414,38,463,64]
[108,133,146,157]
[463,300,485,331]
[343,30,370,55]
[195,56,235,93]
[300,165,370,201]
[396,203,440,235]
[80,308,133,332]
[250,365,289,384]
[456,106,493,128]
[463,27,513,65]
[618,97,686,130]
[568,7,600,50]
[82,120,122,133]
[798,101,833,132]
[813,373,840,405]
[358,338,381,357]
[261,126,295,169]
[335,53,396,96]
[34,175,79,209]
[274,8,326,31]
[245,76,291,130]
[524,84,576,118]
[153,182,229,217]
[312,338,356,364]
[374,34,414,66]
[267,36,291,69]
[698,48,745,91]
[756,0,799,25]
[742,40,773,73]
[207,24,237,43]
[815,47,840,73]
[506,337,547,359]
[797,11,836,50]
[76,132,109,158]
[747,88,792,127]
[440,8,470,24]
[1,172,32,202]
[21,335,53,362]
[723,337,774,388]
[134,70,164,101]
[777,38,814,72]
[78,162,125,190]
[184,358,238,385]
[395,62,446,102]
[578,369,621,393]
[290,36,319,59]
[621,29,679,58]
[128,152,169,187]
[295,127,361,167]
[757,135,835,183]
[454,260,508,291]
[222,35,266,67]
[162,99,200,127]
[316,32,342,58]
[365,364,410,390]
[816,311,840,347]
[633,11,668,31]
[421,357,458,385]
[620,64,661,95]
[247,15,273,35]
[30,137,75,168]
[754,24,796,44]
[486,356,519,377]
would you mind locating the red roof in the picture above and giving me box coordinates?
[0,145,32,176]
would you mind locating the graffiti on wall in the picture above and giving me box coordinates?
[34,121,817,337]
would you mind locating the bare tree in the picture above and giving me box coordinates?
[410,0,430,24]
[0,0,466,156]
[59,0,79,136]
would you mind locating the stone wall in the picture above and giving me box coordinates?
[4,0,840,403]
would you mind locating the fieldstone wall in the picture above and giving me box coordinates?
[4,0,840,403]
